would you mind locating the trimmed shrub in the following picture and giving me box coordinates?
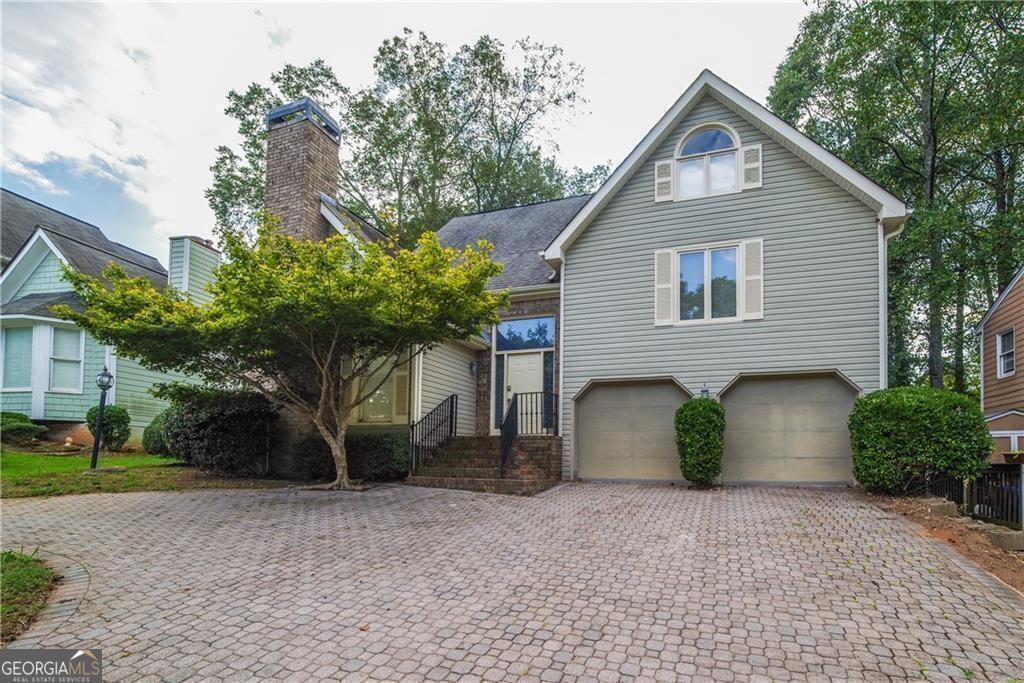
[85,404,132,451]
[848,387,993,493]
[290,431,410,482]
[162,388,276,476]
[675,398,726,487]
[0,417,48,445]
[142,410,170,456]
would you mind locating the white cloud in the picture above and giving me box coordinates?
[2,2,811,259]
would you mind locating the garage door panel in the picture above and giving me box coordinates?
[722,374,855,484]
[577,381,687,480]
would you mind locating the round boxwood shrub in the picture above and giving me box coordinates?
[675,398,726,487]
[85,404,132,451]
[848,387,992,493]
[142,409,170,456]
[161,387,276,476]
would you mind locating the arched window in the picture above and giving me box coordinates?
[675,124,739,198]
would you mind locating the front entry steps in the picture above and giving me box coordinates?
[405,435,562,496]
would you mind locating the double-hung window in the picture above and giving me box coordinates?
[1,327,33,391]
[997,328,1015,378]
[677,246,738,321]
[49,327,83,392]
[654,240,763,325]
[357,355,409,423]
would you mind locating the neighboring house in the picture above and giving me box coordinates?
[263,71,910,486]
[0,189,219,443]
[976,264,1024,459]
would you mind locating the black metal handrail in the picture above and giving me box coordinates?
[409,394,458,472]
[515,391,558,435]
[499,394,518,478]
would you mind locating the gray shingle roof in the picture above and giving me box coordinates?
[1,188,167,287]
[1,291,83,317]
[436,195,591,290]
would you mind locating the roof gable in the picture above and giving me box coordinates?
[976,264,1024,333]
[543,70,909,263]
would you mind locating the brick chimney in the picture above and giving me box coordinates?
[264,98,341,241]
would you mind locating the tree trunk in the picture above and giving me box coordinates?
[325,431,353,490]
[922,61,944,389]
[953,273,966,394]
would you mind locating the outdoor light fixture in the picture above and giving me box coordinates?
[700,384,710,399]
[90,366,115,469]
[469,361,478,374]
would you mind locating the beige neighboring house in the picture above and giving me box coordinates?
[976,264,1024,460]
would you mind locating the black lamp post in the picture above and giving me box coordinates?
[90,366,115,469]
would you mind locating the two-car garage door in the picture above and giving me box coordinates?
[575,374,856,484]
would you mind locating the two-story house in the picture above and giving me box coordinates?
[264,70,909,487]
[0,189,218,444]
[976,264,1024,459]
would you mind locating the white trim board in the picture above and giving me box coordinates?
[0,229,69,304]
[543,69,909,265]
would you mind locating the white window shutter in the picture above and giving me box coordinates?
[654,160,674,202]
[654,250,674,325]
[741,239,764,320]
[740,144,763,189]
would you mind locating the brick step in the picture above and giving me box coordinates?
[404,476,559,496]
[413,466,503,479]
[423,456,501,468]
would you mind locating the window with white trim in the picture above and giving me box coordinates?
[654,240,763,325]
[653,124,762,203]
[357,355,409,424]
[996,328,1015,378]
[49,327,83,392]
[1,326,33,390]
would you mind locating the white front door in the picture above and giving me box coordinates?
[506,352,544,431]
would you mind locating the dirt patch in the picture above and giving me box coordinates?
[868,494,1024,595]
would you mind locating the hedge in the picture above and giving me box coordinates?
[848,387,992,493]
[292,431,410,482]
[85,404,132,451]
[675,398,726,487]
[0,412,47,446]
[162,388,276,476]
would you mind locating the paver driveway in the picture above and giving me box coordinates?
[2,483,1022,682]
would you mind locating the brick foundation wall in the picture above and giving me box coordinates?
[265,118,339,241]
[475,296,561,436]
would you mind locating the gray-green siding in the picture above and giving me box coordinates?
[419,342,477,436]
[13,252,69,297]
[1,391,32,415]
[560,94,882,478]
[168,239,186,290]
[186,243,218,305]
[113,357,195,429]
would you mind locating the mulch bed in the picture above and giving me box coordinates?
[866,493,1024,596]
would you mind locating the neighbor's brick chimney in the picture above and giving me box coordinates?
[264,98,341,241]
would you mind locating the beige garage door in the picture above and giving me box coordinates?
[576,380,689,480]
[721,374,856,484]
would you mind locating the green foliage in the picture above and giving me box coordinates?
[290,431,409,482]
[1,549,55,644]
[206,32,610,243]
[848,387,993,493]
[142,410,169,456]
[769,2,1024,390]
[0,417,47,446]
[85,404,131,451]
[55,217,504,488]
[674,398,726,487]
[161,387,276,476]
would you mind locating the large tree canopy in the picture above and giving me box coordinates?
[769,0,1024,392]
[55,218,505,489]
[206,30,610,245]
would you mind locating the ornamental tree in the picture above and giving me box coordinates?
[55,216,504,489]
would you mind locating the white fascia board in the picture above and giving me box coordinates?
[975,264,1024,333]
[543,69,910,264]
[0,229,69,303]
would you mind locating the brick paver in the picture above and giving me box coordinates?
[2,483,1022,681]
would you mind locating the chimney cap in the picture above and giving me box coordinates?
[266,97,340,143]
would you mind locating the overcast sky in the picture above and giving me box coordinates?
[1,2,811,265]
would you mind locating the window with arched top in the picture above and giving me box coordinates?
[652,124,761,203]
[675,125,739,198]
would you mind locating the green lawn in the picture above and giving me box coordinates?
[1,549,55,644]
[0,451,296,498]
